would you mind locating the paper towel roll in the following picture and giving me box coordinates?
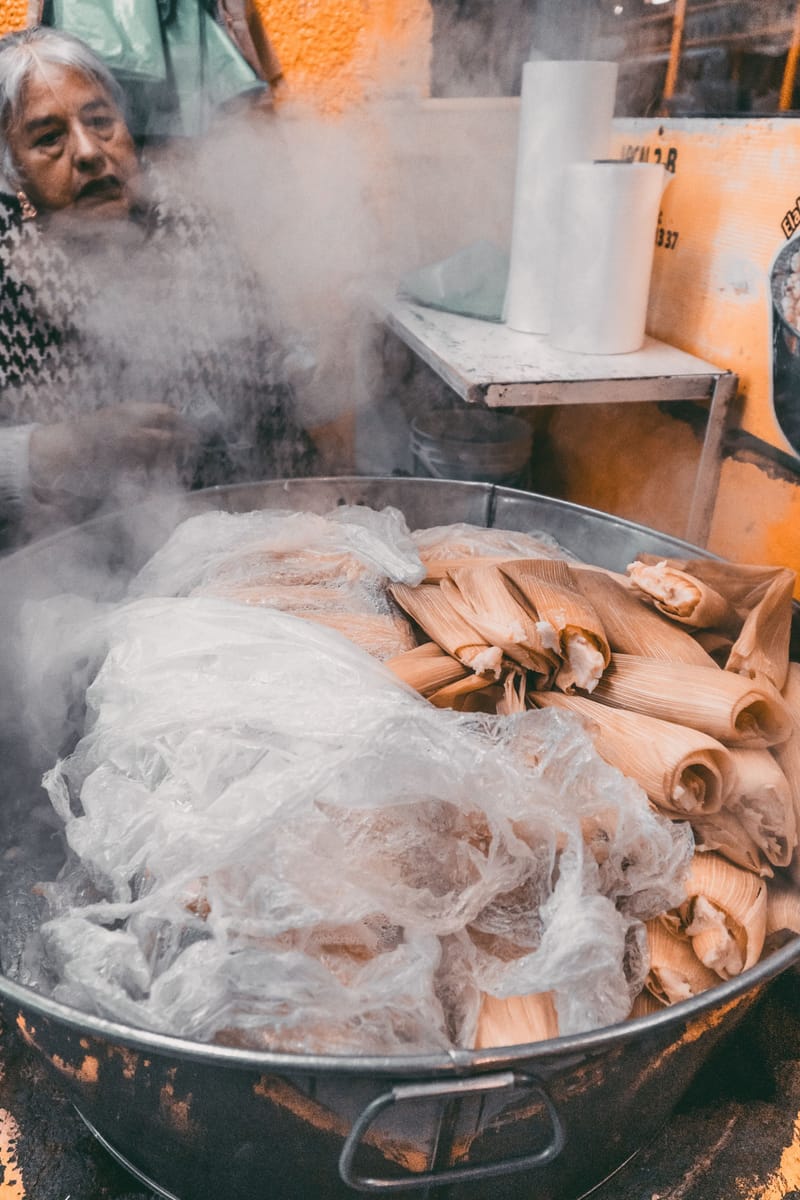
[548,161,667,355]
[503,59,619,335]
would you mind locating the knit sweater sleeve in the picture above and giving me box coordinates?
[0,423,36,508]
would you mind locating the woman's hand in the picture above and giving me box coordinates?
[29,403,197,499]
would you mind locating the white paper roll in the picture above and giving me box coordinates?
[548,161,667,356]
[503,59,619,335]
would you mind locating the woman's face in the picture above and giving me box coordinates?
[7,61,139,218]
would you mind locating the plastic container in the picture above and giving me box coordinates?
[409,409,534,487]
[549,160,668,355]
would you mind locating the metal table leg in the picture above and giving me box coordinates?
[685,371,739,547]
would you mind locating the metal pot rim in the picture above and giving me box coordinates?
[5,936,799,1077]
[0,476,723,569]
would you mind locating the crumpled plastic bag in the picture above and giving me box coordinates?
[398,240,510,323]
[128,504,425,660]
[26,594,693,1053]
[412,521,578,577]
[48,0,265,139]
[131,504,425,597]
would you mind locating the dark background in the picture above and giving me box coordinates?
[430,0,800,116]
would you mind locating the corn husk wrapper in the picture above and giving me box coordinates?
[644,918,721,1005]
[419,553,520,584]
[633,556,790,613]
[531,691,730,819]
[626,560,740,633]
[591,654,793,749]
[724,748,797,869]
[512,808,621,865]
[442,564,559,677]
[203,579,346,609]
[775,663,800,878]
[577,807,621,868]
[690,810,771,877]
[201,577,418,661]
[628,987,666,1018]
[498,558,611,693]
[474,991,559,1049]
[572,568,715,667]
[497,669,527,715]
[693,630,735,662]
[765,882,800,938]
[675,853,768,979]
[200,579,417,660]
[725,570,796,691]
[389,582,504,678]
[205,546,373,589]
[385,643,468,696]
[412,522,569,584]
[302,612,418,660]
[428,674,503,712]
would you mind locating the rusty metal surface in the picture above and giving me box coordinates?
[0,960,784,1200]
[2,971,800,1200]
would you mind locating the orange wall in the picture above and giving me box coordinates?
[0,2,433,110]
[0,1,28,34]
[253,0,432,112]
[607,120,800,576]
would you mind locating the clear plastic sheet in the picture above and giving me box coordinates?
[459,711,692,1032]
[412,521,574,568]
[131,505,425,597]
[129,505,426,660]
[25,592,693,1053]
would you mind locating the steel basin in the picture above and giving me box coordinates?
[0,476,798,1200]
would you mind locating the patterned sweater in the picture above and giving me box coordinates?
[0,181,316,548]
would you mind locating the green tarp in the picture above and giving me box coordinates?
[48,0,265,137]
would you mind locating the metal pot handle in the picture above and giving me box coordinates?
[338,1069,565,1193]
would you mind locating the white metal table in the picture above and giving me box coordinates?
[382,297,738,548]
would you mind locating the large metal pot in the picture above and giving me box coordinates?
[770,238,800,455]
[1,477,798,1200]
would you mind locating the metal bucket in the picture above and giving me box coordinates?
[409,411,534,487]
[0,477,797,1200]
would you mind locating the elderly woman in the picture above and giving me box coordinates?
[0,25,316,549]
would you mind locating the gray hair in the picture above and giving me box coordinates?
[0,26,127,190]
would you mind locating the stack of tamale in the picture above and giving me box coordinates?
[385,529,800,1049]
[143,511,800,1050]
